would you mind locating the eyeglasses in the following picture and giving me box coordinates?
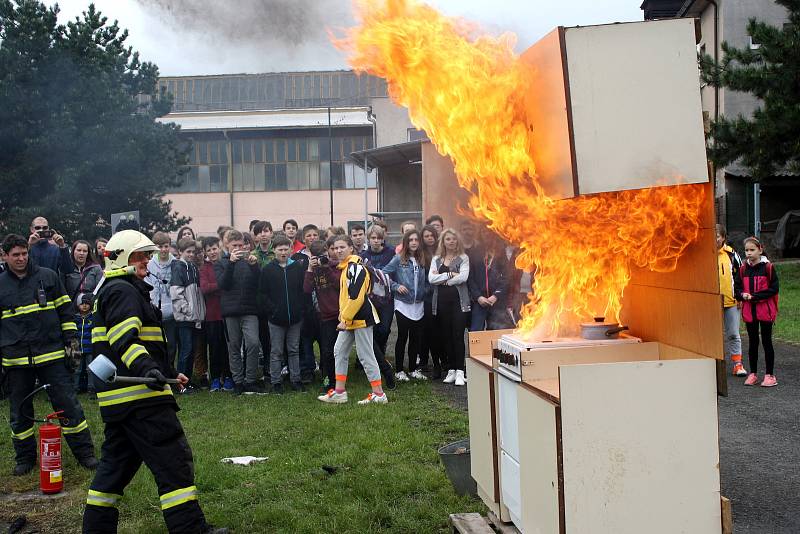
[34,226,49,231]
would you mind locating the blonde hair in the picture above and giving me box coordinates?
[436,228,464,257]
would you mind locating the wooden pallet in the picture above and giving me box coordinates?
[449,512,521,534]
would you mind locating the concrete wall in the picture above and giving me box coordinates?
[370,97,415,147]
[421,142,474,231]
[721,0,788,121]
[165,189,378,236]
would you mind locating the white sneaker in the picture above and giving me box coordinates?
[317,390,348,404]
[357,392,388,405]
[454,370,466,386]
[410,369,428,380]
[281,366,289,376]
[395,371,410,382]
[443,370,457,384]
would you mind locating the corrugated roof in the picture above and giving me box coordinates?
[156,107,371,131]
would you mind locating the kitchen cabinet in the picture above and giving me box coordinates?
[466,356,501,518]
[469,337,723,534]
[520,18,708,199]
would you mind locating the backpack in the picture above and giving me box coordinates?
[361,259,391,307]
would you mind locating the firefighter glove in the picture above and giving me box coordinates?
[143,368,168,391]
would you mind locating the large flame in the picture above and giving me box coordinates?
[338,0,705,338]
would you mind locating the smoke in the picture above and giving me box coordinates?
[133,0,354,73]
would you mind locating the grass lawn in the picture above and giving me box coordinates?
[774,263,800,343]
[0,371,484,533]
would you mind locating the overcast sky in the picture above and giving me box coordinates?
[53,1,644,76]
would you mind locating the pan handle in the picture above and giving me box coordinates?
[605,325,629,337]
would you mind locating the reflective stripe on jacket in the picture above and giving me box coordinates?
[0,263,75,368]
[92,274,177,422]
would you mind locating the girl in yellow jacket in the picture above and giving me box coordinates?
[318,235,388,405]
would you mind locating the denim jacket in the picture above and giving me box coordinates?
[382,255,427,305]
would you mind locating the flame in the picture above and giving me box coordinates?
[337,0,705,338]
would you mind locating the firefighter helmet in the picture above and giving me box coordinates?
[103,230,159,270]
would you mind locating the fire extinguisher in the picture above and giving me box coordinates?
[19,384,67,494]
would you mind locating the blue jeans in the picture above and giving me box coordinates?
[72,353,95,393]
[469,304,489,332]
[162,317,178,368]
[176,324,195,379]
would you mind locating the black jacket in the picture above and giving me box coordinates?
[259,259,306,326]
[0,263,76,368]
[91,272,178,422]
[467,249,509,303]
[214,257,260,317]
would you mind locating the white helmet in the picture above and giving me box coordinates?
[103,230,159,270]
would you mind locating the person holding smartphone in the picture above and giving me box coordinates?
[28,216,72,275]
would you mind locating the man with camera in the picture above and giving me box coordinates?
[0,234,97,476]
[28,216,73,275]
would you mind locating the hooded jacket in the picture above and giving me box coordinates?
[147,255,174,320]
[259,259,306,326]
[304,263,341,322]
[170,259,206,325]
[338,255,380,330]
[199,260,222,322]
[0,263,76,368]
[718,244,743,308]
[739,257,779,323]
[360,244,395,270]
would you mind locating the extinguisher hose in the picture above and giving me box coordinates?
[19,384,52,423]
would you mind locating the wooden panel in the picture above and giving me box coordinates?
[468,329,514,358]
[519,342,660,382]
[518,387,561,534]
[520,28,575,200]
[467,359,500,514]
[564,19,709,194]
[657,343,706,361]
[628,227,720,294]
[621,285,723,359]
[721,496,733,534]
[421,142,473,227]
[559,359,721,534]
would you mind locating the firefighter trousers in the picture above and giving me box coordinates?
[82,405,207,534]
[7,363,94,465]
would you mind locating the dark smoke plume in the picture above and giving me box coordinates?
[134,0,353,47]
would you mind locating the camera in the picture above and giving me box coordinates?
[315,255,330,266]
[37,229,54,239]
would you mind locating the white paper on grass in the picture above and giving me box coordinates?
[221,456,269,466]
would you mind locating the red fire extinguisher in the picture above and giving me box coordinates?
[39,410,65,494]
[19,384,67,494]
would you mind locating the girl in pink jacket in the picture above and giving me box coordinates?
[739,237,780,387]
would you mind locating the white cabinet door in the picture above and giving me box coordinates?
[497,374,520,461]
[518,387,561,534]
[500,450,523,528]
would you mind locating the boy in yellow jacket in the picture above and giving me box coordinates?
[318,235,387,405]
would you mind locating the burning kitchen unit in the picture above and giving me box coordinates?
[463,18,726,534]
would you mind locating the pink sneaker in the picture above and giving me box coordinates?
[760,374,778,387]
[743,373,759,386]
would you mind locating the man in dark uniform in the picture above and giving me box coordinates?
[82,230,226,534]
[0,234,97,475]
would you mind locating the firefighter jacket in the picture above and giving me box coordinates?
[92,270,178,423]
[0,263,76,368]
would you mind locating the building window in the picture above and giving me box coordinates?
[168,135,375,193]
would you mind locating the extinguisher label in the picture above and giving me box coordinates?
[50,470,62,483]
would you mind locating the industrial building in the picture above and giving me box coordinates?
[156,70,416,235]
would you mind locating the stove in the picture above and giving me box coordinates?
[494,334,642,381]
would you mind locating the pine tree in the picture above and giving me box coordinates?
[700,0,800,180]
[0,1,190,240]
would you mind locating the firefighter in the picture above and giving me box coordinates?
[82,230,226,534]
[0,234,97,475]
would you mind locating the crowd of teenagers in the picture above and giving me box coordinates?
[14,215,534,404]
[7,217,778,404]
[717,225,781,387]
